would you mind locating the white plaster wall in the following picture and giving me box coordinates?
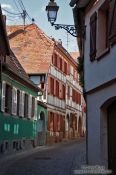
[87,83,116,166]
[84,0,116,92]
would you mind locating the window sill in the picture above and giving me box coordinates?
[96,47,110,61]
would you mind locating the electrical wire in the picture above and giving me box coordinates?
[2,8,21,16]
[14,0,22,13]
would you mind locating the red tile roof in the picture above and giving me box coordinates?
[7,24,54,74]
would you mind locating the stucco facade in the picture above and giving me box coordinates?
[70,0,116,172]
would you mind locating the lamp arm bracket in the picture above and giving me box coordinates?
[52,23,86,38]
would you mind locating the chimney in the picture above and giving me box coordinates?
[58,39,62,45]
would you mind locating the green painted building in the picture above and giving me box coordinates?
[0,7,39,154]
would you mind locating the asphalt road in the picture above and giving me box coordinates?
[0,138,86,175]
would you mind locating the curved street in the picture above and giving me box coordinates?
[0,139,86,175]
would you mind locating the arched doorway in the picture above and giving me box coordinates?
[37,111,46,146]
[78,117,82,137]
[107,100,116,174]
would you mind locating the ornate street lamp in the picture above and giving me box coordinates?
[46,0,86,38]
[46,0,59,25]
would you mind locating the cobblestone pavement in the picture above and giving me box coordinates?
[0,138,86,175]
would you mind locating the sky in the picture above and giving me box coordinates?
[0,0,78,52]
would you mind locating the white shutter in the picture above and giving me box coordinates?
[22,92,24,117]
[19,91,22,117]
[28,95,32,119]
[1,81,6,112]
[12,87,17,115]
[19,91,24,117]
[34,98,37,120]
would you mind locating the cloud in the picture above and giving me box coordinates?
[1,4,12,9]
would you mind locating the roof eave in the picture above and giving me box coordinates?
[70,0,90,8]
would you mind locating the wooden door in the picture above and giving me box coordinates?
[108,100,116,174]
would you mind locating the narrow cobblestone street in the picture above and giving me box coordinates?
[0,139,86,175]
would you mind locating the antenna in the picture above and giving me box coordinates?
[21,10,26,29]
[66,32,69,51]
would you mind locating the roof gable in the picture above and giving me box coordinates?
[7,24,55,74]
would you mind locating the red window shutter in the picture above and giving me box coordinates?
[109,0,116,44]
[53,113,57,132]
[48,76,51,94]
[53,53,57,67]
[60,115,63,132]
[59,82,62,99]
[57,114,60,131]
[57,56,60,69]
[62,60,64,73]
[60,57,62,71]
[67,63,70,75]
[54,79,56,96]
[52,78,54,95]
[63,85,66,100]
[90,12,97,61]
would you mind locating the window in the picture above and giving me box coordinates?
[32,97,35,118]
[24,94,28,118]
[17,90,20,116]
[67,86,70,99]
[41,82,44,89]
[53,53,57,67]
[64,61,67,74]
[59,57,62,71]
[90,12,97,61]
[50,77,54,95]
[56,80,59,98]
[62,85,66,100]
[5,84,12,114]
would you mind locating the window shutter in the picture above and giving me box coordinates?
[1,81,6,112]
[67,64,70,75]
[19,91,24,117]
[59,82,62,99]
[57,56,60,69]
[48,76,51,94]
[12,87,17,116]
[52,78,54,95]
[62,60,64,73]
[60,57,62,71]
[57,114,60,131]
[28,95,32,119]
[31,97,35,118]
[34,98,37,120]
[54,79,56,96]
[90,12,97,61]
[53,113,57,132]
[109,0,116,44]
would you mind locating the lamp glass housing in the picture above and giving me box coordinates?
[46,1,59,25]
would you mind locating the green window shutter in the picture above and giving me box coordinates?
[1,81,6,112]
